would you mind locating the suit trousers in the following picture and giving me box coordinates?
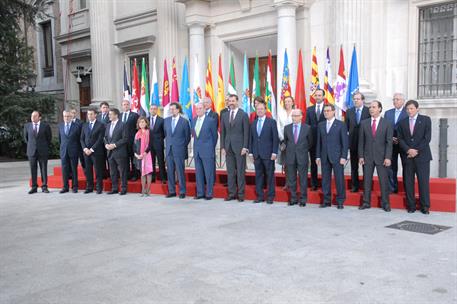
[126,141,137,176]
[321,159,346,205]
[29,154,48,189]
[166,149,186,195]
[254,157,275,201]
[195,154,215,197]
[84,153,105,191]
[151,146,167,181]
[388,144,406,192]
[61,153,79,191]
[286,161,308,203]
[225,146,246,199]
[109,156,128,192]
[350,148,361,189]
[309,147,319,188]
[362,162,390,208]
[403,158,430,210]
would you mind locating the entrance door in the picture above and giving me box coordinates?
[79,75,91,121]
[248,55,277,99]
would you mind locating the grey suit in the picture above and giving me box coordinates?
[284,123,313,203]
[220,108,250,199]
[358,117,393,208]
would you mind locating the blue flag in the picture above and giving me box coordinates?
[180,57,192,122]
[242,53,250,115]
[345,46,359,109]
[150,57,160,106]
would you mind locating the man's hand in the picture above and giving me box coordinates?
[359,158,365,165]
[83,148,91,156]
[407,149,418,158]
[241,148,248,156]
[271,153,277,161]
[383,159,391,167]
[339,158,346,166]
[392,137,399,144]
[220,148,225,155]
[316,159,321,166]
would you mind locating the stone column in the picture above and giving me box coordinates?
[188,22,206,96]
[89,0,114,105]
[275,0,301,102]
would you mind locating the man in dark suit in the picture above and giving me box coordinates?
[70,107,85,170]
[104,108,129,195]
[80,108,106,194]
[220,94,250,202]
[24,111,52,194]
[59,110,82,193]
[305,89,326,190]
[249,99,279,204]
[148,104,166,184]
[284,109,313,206]
[398,100,432,214]
[384,93,408,193]
[345,91,370,192]
[316,104,348,209]
[164,102,191,198]
[192,102,218,200]
[358,100,393,211]
[121,99,139,181]
[96,101,110,124]
[203,96,219,127]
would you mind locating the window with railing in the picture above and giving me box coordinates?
[418,1,457,99]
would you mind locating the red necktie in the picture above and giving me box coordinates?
[371,119,377,137]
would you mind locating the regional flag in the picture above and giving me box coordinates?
[140,58,150,117]
[216,54,225,114]
[131,58,140,113]
[309,46,320,105]
[205,56,215,111]
[162,59,170,118]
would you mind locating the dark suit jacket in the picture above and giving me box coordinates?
[192,116,218,158]
[206,110,219,128]
[58,122,82,158]
[345,106,370,150]
[284,123,313,165]
[397,114,432,162]
[249,117,279,159]
[164,116,191,159]
[149,115,165,150]
[121,111,139,143]
[80,120,106,156]
[220,108,250,152]
[305,104,326,147]
[384,107,407,137]
[104,120,128,159]
[96,112,110,124]
[24,121,52,158]
[316,119,348,164]
[358,117,393,165]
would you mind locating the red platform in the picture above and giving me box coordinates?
[34,166,456,212]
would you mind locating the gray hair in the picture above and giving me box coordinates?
[393,92,405,100]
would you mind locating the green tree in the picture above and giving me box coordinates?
[0,0,55,158]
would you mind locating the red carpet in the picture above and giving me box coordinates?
[34,166,456,212]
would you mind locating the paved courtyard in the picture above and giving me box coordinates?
[0,161,456,304]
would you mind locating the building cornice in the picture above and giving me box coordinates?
[114,9,158,30]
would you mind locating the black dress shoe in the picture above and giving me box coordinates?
[42,188,50,193]
[107,190,118,195]
[96,190,103,194]
[253,199,264,204]
[205,196,213,200]
[350,187,359,193]
[166,193,176,198]
[383,206,391,212]
[28,188,38,194]
[407,209,415,213]
[224,196,236,201]
[266,200,273,204]
[179,194,186,199]
[161,180,167,185]
[131,176,138,181]
[311,186,318,191]
[59,189,69,194]
[358,204,370,210]
[288,201,297,206]
[84,189,93,194]
[193,196,204,200]
[319,202,331,208]
[337,205,344,209]
[420,208,430,214]
[299,202,307,207]
[72,189,78,193]
[119,191,127,195]
[237,198,244,202]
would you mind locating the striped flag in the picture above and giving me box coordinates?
[216,54,225,114]
[280,49,291,104]
[309,46,320,105]
[334,46,347,119]
[324,47,335,105]
[227,55,236,95]
[162,59,170,118]
[131,58,140,113]
[150,57,159,107]
[265,50,276,118]
[171,57,179,102]
[205,56,215,111]
[251,54,260,112]
[139,58,150,117]
[295,49,306,121]
[241,53,250,115]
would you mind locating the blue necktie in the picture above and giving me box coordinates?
[257,118,263,136]
[172,118,177,133]
[394,110,400,124]
[356,108,361,124]
[65,123,70,136]
[89,122,94,133]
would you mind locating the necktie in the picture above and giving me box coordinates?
[109,123,115,138]
[33,123,38,136]
[89,122,94,132]
[65,123,70,135]
[195,117,203,137]
[356,108,361,124]
[230,110,235,125]
[102,113,106,121]
[123,113,127,123]
[172,118,177,133]
[326,121,331,133]
[151,117,155,130]
[293,124,299,144]
[317,105,321,118]
[394,110,400,124]
[409,118,415,135]
[372,119,377,137]
[257,118,263,136]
